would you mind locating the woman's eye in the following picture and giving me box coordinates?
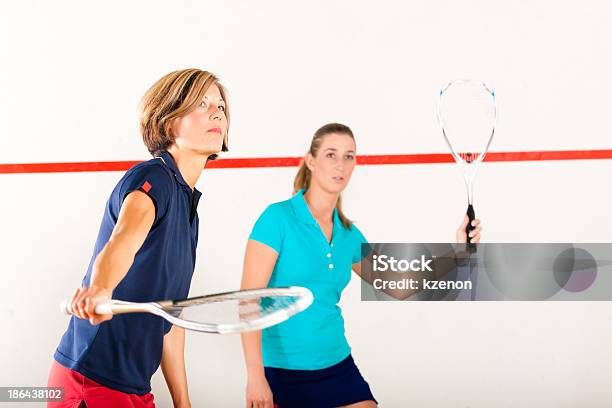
[345,154,355,160]
[326,153,335,158]
[200,100,207,108]
[218,105,226,112]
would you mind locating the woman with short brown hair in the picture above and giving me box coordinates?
[49,68,229,408]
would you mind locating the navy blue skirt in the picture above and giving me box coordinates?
[265,354,377,408]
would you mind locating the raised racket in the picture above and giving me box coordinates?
[437,79,496,249]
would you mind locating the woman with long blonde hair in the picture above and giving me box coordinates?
[241,123,481,408]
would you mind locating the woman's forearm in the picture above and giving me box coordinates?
[241,331,266,378]
[90,238,137,289]
[161,325,191,408]
[240,240,278,379]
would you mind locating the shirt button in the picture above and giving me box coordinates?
[331,243,334,247]
[327,253,331,258]
[329,263,334,269]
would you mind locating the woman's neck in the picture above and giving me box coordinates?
[166,146,208,190]
[303,184,338,223]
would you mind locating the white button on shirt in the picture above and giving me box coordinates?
[329,264,334,269]
[327,253,332,258]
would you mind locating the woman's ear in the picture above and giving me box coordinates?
[305,153,315,172]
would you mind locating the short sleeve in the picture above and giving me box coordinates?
[249,204,285,254]
[119,164,174,225]
[351,224,371,264]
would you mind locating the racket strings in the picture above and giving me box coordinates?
[166,295,304,324]
[438,80,496,166]
[238,298,300,320]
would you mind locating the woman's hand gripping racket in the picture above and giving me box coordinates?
[60,286,313,334]
[437,79,496,250]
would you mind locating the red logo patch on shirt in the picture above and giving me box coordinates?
[141,181,152,193]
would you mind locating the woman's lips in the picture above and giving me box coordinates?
[207,127,222,133]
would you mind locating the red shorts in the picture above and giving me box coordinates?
[47,360,155,408]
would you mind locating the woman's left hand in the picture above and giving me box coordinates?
[456,215,482,243]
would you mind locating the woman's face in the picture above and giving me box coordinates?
[173,84,228,156]
[306,132,357,194]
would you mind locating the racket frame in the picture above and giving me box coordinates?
[61,286,313,334]
[436,79,497,205]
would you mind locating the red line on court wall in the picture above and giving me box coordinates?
[1,149,612,174]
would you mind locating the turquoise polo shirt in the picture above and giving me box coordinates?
[249,190,367,370]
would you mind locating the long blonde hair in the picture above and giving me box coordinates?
[139,68,230,159]
[293,123,355,229]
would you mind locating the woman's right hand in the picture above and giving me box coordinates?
[246,374,273,408]
[69,285,113,325]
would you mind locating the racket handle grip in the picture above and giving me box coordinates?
[59,299,114,315]
[466,204,476,252]
[59,299,72,315]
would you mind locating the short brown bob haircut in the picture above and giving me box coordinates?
[139,68,229,159]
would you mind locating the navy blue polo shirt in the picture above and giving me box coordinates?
[54,151,201,395]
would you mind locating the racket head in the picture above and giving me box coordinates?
[437,79,496,166]
[155,286,314,334]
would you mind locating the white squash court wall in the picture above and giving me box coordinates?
[2,1,612,407]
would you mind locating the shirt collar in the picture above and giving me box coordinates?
[157,151,189,188]
[193,188,202,203]
[291,189,342,229]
